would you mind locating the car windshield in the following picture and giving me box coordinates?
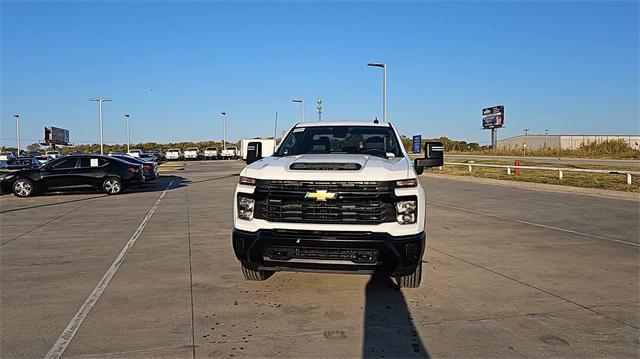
[167,149,179,153]
[275,125,402,158]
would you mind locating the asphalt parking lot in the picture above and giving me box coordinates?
[1,160,638,358]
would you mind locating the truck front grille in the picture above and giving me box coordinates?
[253,180,396,224]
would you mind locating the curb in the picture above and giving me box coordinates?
[421,172,640,201]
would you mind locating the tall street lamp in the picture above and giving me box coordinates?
[367,62,387,122]
[221,112,227,149]
[90,98,112,154]
[292,99,304,123]
[274,111,278,140]
[13,114,20,156]
[125,114,131,153]
[523,128,530,157]
[316,99,322,121]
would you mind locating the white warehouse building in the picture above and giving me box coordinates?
[496,134,640,151]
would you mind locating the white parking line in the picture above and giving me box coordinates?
[45,179,175,359]
[428,201,640,248]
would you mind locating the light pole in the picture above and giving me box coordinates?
[316,99,322,121]
[544,129,549,149]
[292,99,304,122]
[274,111,278,140]
[523,129,529,157]
[221,112,227,149]
[90,98,112,154]
[13,114,20,156]
[367,62,387,122]
[125,114,131,153]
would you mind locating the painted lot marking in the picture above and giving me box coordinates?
[45,179,175,359]
[428,201,639,248]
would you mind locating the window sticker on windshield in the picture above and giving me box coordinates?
[293,128,305,132]
[90,158,99,167]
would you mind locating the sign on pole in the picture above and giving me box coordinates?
[412,135,422,154]
[482,105,505,129]
[44,127,71,146]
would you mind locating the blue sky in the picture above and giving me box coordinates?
[1,1,638,147]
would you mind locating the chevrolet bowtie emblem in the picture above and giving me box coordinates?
[305,190,337,202]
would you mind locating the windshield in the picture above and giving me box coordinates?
[167,149,179,153]
[275,125,402,158]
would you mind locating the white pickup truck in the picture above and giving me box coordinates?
[231,121,443,287]
[45,150,63,159]
[166,148,182,161]
[204,147,219,160]
[184,147,201,160]
[220,146,239,160]
[127,149,143,158]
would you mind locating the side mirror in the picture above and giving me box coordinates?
[414,141,444,173]
[246,142,263,164]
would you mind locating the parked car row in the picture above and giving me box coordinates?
[165,146,240,160]
[0,152,160,197]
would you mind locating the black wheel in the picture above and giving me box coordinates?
[13,178,35,197]
[241,264,274,281]
[102,177,122,195]
[395,262,422,288]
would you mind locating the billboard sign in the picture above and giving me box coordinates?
[44,127,70,145]
[482,105,504,129]
[412,135,422,154]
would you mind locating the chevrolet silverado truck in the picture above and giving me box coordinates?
[184,147,201,160]
[232,121,443,287]
[204,147,219,160]
[221,146,239,160]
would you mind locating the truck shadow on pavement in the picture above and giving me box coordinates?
[363,275,430,358]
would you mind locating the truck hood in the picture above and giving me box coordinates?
[242,154,414,181]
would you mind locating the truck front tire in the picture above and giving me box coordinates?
[395,262,422,288]
[241,264,274,281]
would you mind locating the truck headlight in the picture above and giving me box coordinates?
[237,195,255,220]
[239,176,256,185]
[395,200,417,224]
[395,178,418,188]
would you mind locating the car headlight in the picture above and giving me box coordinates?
[395,200,417,224]
[0,173,14,181]
[237,195,255,220]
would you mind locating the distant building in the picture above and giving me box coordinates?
[497,134,640,151]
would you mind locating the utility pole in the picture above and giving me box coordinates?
[221,112,227,149]
[13,114,20,156]
[292,99,304,122]
[316,99,322,121]
[367,62,387,122]
[90,98,112,154]
[125,114,131,153]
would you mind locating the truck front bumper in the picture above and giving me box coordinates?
[232,229,425,276]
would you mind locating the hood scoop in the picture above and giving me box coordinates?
[289,162,362,171]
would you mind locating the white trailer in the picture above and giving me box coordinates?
[240,139,276,160]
